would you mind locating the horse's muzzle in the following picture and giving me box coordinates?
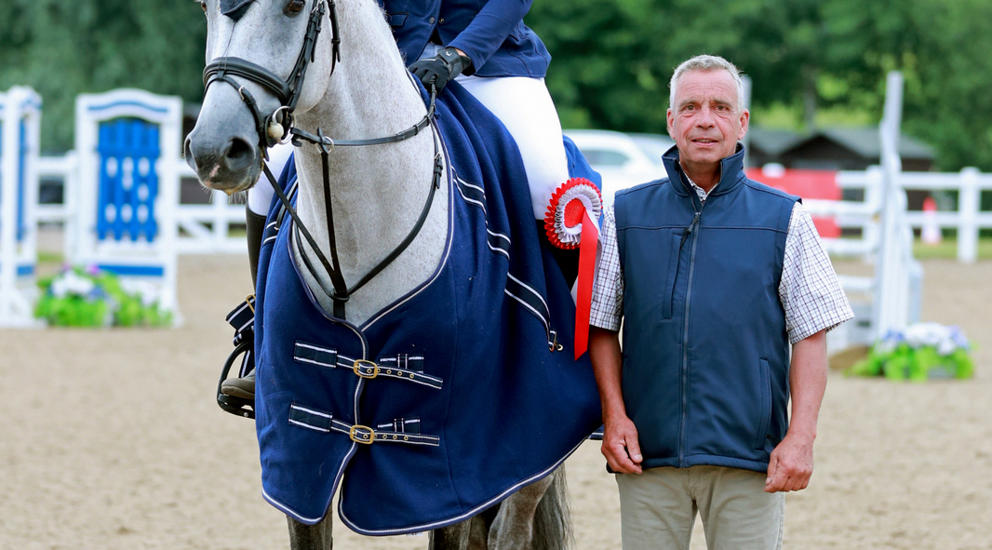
[184,127,261,194]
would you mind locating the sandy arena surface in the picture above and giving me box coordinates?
[2,254,991,549]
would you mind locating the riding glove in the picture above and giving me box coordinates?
[409,47,473,93]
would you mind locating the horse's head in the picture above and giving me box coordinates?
[185,0,339,193]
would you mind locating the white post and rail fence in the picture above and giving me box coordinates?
[5,79,992,335]
[36,154,245,255]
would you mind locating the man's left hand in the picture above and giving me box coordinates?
[764,432,814,492]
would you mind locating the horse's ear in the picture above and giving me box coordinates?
[220,0,254,19]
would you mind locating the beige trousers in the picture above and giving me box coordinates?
[616,465,784,550]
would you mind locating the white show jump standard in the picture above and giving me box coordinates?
[69,88,183,321]
[0,86,42,327]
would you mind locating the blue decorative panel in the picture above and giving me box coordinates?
[94,264,165,277]
[0,119,33,244]
[0,120,4,237]
[96,117,161,242]
[0,120,3,220]
[17,117,27,242]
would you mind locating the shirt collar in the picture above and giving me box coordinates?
[661,143,746,198]
[683,173,716,201]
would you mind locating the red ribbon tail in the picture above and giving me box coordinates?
[573,211,598,359]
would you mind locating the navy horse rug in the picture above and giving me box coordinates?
[252,81,602,535]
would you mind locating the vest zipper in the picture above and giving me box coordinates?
[671,210,701,315]
[678,199,704,467]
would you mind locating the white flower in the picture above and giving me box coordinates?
[51,271,95,298]
[876,323,969,356]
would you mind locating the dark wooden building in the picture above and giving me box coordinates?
[746,126,935,172]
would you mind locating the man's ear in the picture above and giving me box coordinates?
[738,109,750,140]
[666,108,675,138]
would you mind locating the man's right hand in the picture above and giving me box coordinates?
[602,415,643,474]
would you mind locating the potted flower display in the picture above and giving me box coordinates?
[34,265,172,327]
[849,322,974,381]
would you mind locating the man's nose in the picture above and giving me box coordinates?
[695,106,716,127]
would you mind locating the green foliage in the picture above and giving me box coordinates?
[529,0,992,171]
[913,236,992,260]
[0,0,205,152]
[34,266,172,327]
[848,323,974,381]
[850,343,974,381]
[4,0,992,170]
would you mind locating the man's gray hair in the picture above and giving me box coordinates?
[669,55,746,112]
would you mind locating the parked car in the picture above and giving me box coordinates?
[628,132,675,165]
[565,129,672,207]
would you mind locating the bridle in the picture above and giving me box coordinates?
[201,0,443,319]
[205,0,338,150]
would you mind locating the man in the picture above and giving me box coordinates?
[588,54,853,549]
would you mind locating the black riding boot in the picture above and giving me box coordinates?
[219,206,268,400]
[246,206,267,286]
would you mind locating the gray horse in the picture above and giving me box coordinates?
[184,0,579,549]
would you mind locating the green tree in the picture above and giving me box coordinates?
[4,0,992,171]
[0,0,205,152]
[530,0,992,171]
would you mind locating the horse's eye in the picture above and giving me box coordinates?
[199,1,207,13]
[284,0,305,15]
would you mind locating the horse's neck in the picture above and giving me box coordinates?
[292,0,448,325]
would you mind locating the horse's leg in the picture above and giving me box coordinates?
[488,468,571,550]
[429,515,489,550]
[287,513,333,550]
[530,468,571,550]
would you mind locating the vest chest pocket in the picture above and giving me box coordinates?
[620,227,682,322]
[661,231,683,319]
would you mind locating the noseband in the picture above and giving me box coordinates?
[200,0,442,319]
[204,0,339,151]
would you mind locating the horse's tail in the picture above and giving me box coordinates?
[532,467,573,550]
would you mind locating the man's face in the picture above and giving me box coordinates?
[667,69,749,170]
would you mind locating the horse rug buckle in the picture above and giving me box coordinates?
[353,359,380,379]
[349,424,375,444]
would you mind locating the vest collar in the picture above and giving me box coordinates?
[662,143,746,198]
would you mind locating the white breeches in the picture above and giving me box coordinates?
[454,73,569,219]
[249,49,569,219]
[247,140,294,215]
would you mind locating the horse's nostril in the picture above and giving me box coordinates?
[225,137,254,163]
[183,135,196,168]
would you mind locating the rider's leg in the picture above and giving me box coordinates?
[220,144,292,399]
[416,44,570,220]
[454,75,570,220]
[245,142,292,283]
[455,74,581,288]
[246,206,267,285]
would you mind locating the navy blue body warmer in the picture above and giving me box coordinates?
[614,146,798,473]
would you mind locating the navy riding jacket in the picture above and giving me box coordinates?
[614,146,798,473]
[379,0,551,77]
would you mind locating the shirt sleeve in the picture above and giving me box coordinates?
[448,0,532,72]
[589,206,623,332]
[779,202,855,344]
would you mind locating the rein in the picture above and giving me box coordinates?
[203,0,443,319]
